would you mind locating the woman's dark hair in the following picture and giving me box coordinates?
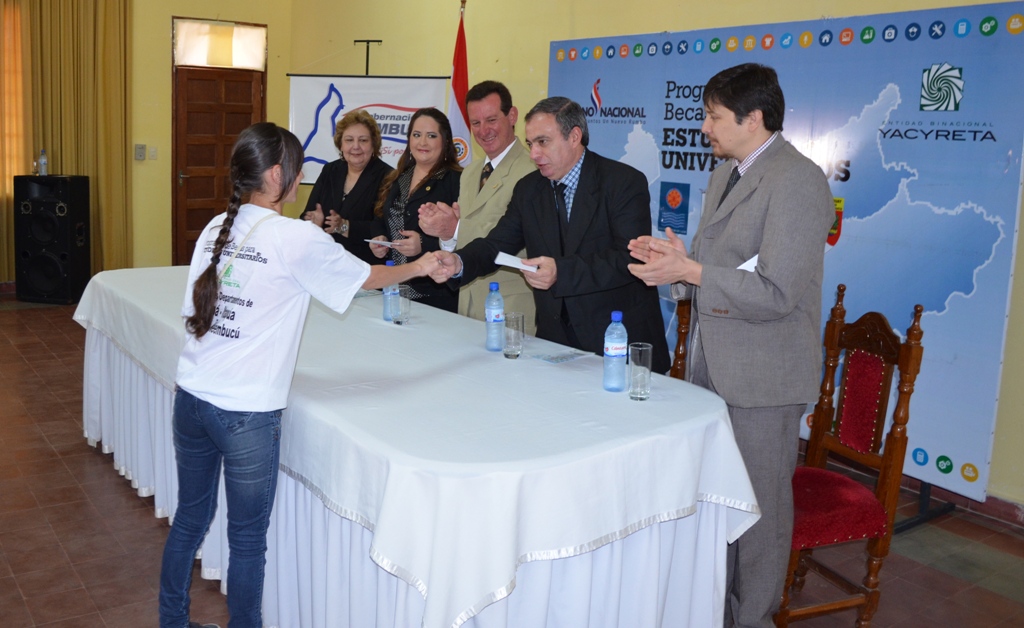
[374,108,462,217]
[186,122,304,338]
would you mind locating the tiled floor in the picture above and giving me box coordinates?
[0,298,1023,627]
[0,300,227,627]
[789,508,1024,626]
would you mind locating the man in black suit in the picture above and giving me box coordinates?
[432,97,669,373]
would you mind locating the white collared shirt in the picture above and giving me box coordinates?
[733,131,779,176]
[441,140,519,251]
[486,140,516,172]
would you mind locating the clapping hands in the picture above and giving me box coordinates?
[324,210,342,235]
[303,204,343,236]
[418,202,460,240]
[303,203,326,228]
[627,227,701,287]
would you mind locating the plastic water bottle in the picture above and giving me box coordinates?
[485,282,504,351]
[383,260,398,321]
[603,311,628,392]
[38,150,48,176]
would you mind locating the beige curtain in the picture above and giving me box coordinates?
[26,0,132,275]
[0,0,31,282]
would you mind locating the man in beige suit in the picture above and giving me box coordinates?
[420,81,536,332]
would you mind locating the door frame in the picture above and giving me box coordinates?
[170,16,268,265]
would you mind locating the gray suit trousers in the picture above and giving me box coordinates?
[690,333,803,628]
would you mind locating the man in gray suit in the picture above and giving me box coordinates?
[628,64,835,627]
[419,81,537,332]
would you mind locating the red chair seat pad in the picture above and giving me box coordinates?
[791,467,888,550]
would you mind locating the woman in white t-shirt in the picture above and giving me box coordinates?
[159,122,439,628]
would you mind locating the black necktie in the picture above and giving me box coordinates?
[553,182,568,222]
[553,182,568,251]
[479,162,494,190]
[717,167,741,208]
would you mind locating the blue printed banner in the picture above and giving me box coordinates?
[657,182,689,233]
[549,3,1024,500]
[288,75,447,183]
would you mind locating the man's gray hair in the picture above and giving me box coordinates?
[525,97,589,146]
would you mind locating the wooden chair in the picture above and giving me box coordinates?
[669,298,691,380]
[775,285,924,627]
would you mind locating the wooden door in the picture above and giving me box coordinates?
[172,66,265,264]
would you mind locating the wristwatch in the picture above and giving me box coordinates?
[338,220,349,236]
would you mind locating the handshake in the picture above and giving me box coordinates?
[413,251,463,283]
[413,201,462,283]
[412,249,557,291]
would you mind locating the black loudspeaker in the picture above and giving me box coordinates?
[14,175,91,304]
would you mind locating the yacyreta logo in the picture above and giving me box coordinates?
[921,63,964,111]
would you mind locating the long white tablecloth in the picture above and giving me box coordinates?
[75,267,759,628]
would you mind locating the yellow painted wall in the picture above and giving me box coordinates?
[127,0,1023,508]
[129,0,293,268]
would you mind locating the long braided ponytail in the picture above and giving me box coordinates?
[185,122,304,338]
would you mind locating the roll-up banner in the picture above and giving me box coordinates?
[549,3,1024,500]
[288,75,447,183]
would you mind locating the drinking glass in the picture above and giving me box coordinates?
[504,312,524,359]
[392,285,412,325]
[628,342,652,401]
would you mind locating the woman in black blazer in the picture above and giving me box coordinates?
[302,109,393,266]
[371,108,462,312]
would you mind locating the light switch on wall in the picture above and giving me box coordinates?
[134,144,146,161]
[149,146,158,160]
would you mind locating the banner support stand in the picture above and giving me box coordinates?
[353,39,382,76]
[894,482,957,534]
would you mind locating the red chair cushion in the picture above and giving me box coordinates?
[791,467,888,550]
[838,349,886,453]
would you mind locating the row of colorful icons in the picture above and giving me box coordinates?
[555,13,1023,62]
[911,447,980,483]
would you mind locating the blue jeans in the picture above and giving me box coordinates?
[159,388,282,628]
